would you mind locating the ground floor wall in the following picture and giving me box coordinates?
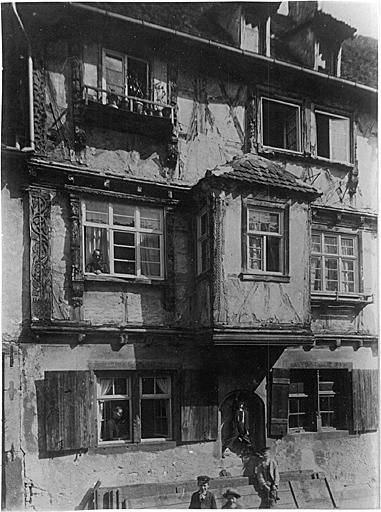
[2,340,379,510]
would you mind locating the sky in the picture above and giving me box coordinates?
[321,1,379,39]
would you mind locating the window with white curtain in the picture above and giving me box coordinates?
[311,231,358,293]
[96,372,172,444]
[82,199,164,279]
[315,110,351,163]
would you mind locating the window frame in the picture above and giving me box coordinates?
[242,200,289,280]
[82,199,165,280]
[311,230,359,294]
[260,96,302,154]
[314,109,352,164]
[102,48,150,102]
[96,371,173,446]
[196,207,210,275]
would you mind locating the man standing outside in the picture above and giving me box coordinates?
[189,476,217,509]
[256,447,280,508]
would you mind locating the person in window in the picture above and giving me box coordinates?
[104,406,124,440]
[222,488,242,509]
[189,475,217,509]
[256,447,280,508]
[85,249,109,274]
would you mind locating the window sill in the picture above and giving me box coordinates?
[240,272,290,283]
[84,274,166,286]
[311,292,373,306]
[91,440,176,454]
[258,149,354,171]
[286,430,350,440]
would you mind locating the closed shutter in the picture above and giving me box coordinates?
[269,368,290,437]
[352,369,378,433]
[181,370,218,442]
[44,371,95,452]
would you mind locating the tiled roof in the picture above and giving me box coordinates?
[205,154,321,196]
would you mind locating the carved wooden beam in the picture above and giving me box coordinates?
[29,188,53,321]
[164,207,176,312]
[69,194,84,315]
[212,193,227,324]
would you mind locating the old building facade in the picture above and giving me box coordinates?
[2,2,378,510]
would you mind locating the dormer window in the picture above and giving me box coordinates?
[261,97,301,153]
[315,110,351,163]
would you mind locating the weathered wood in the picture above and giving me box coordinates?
[290,479,335,509]
[181,369,218,442]
[269,368,290,436]
[352,369,378,433]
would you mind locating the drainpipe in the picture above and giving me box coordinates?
[11,2,35,152]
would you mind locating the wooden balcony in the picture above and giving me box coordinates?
[82,85,175,141]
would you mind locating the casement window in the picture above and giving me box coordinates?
[316,110,351,163]
[196,209,210,274]
[311,232,358,293]
[245,205,287,275]
[269,368,378,437]
[103,49,149,100]
[97,373,172,444]
[37,369,218,454]
[82,199,164,279]
[261,97,301,152]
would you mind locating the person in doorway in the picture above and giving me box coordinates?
[85,249,109,274]
[222,488,242,509]
[189,475,217,509]
[104,406,124,440]
[256,447,280,508]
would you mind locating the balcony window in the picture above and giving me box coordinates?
[311,232,358,293]
[316,110,351,163]
[83,200,164,279]
[103,49,149,101]
[261,97,301,152]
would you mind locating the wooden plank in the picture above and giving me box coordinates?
[352,369,378,433]
[269,368,290,436]
[290,479,334,509]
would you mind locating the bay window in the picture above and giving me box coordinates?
[83,199,164,279]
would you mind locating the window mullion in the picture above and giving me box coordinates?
[136,207,141,277]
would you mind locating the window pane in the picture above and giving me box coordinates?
[325,258,338,291]
[114,231,135,246]
[100,399,130,441]
[140,208,161,230]
[141,234,161,277]
[262,98,299,151]
[330,117,350,162]
[114,378,128,395]
[155,377,170,394]
[127,57,148,98]
[142,377,155,395]
[249,209,279,233]
[114,247,135,260]
[266,237,281,272]
[341,238,354,256]
[85,200,109,224]
[248,236,263,270]
[316,113,330,158]
[311,257,322,291]
[324,236,338,254]
[114,261,135,275]
[85,226,109,273]
[141,399,170,438]
[113,204,135,227]
[341,259,355,292]
[105,54,124,95]
[312,234,321,253]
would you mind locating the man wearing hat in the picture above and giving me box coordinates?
[189,475,217,509]
[222,488,242,509]
[256,447,280,508]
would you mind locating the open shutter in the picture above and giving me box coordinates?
[269,368,289,437]
[181,370,218,442]
[352,369,378,433]
[45,371,95,452]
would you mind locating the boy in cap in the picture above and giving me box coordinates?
[256,447,280,508]
[222,488,242,509]
[189,475,217,509]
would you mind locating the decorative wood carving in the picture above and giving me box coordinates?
[211,194,226,324]
[164,207,176,312]
[246,96,258,153]
[69,194,84,310]
[29,188,52,321]
[33,65,47,154]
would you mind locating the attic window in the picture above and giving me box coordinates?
[261,97,301,152]
[316,111,351,163]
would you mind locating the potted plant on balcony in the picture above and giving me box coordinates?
[107,92,119,109]
[128,74,145,114]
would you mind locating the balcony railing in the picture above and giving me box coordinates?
[83,85,176,124]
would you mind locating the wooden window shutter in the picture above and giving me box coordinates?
[181,370,218,442]
[352,369,378,433]
[269,368,290,437]
[44,371,95,452]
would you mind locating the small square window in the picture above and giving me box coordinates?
[261,97,301,152]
